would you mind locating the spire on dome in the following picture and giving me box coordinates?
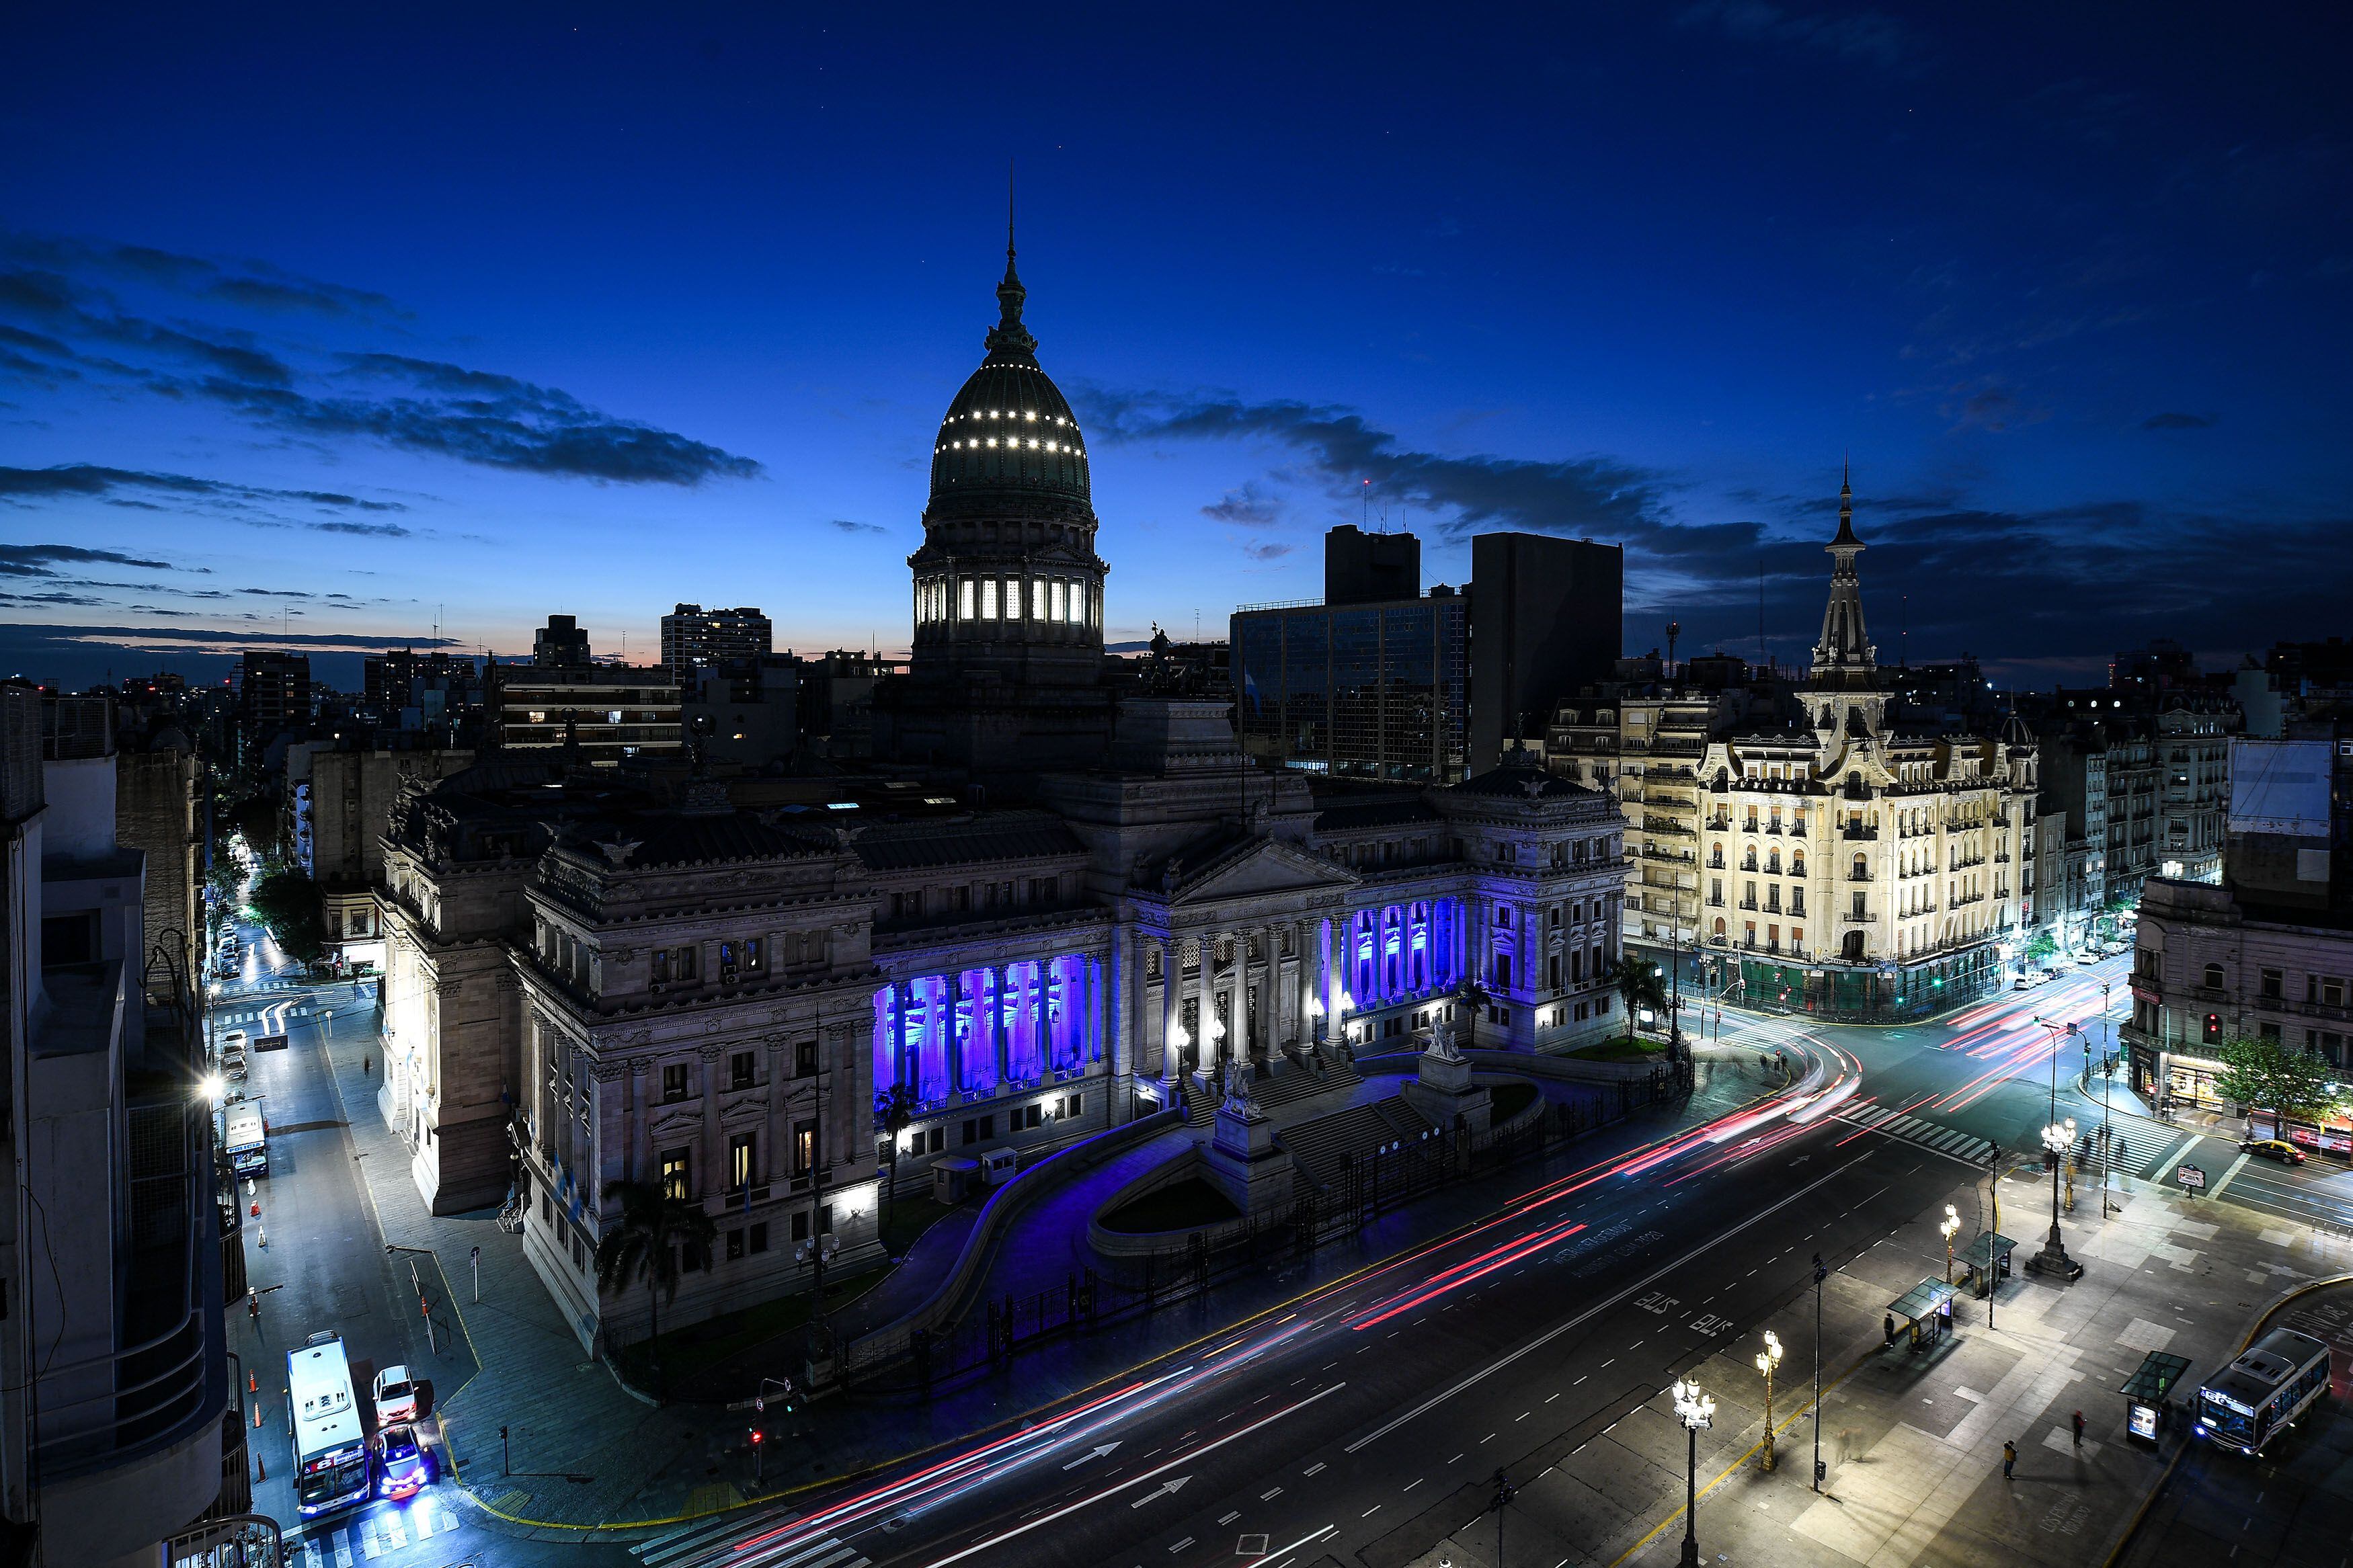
[1812,464,1874,679]
[985,161,1036,359]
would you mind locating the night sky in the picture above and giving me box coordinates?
[3,5,2347,692]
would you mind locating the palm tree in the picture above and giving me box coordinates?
[1615,960,1669,1042]
[594,1178,717,1399]
[874,1083,916,1238]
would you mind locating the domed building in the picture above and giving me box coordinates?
[878,227,1115,773]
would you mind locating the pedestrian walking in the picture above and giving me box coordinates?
[363,1054,372,1079]
[1883,1313,1897,1349]
[2002,1440,2017,1479]
[2072,1410,2085,1447]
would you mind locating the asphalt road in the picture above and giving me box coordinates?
[630,952,2353,1568]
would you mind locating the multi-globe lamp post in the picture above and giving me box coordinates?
[1673,1376,1715,1568]
[2037,1115,2080,1278]
[1754,1331,1784,1471]
[1940,1204,1960,1284]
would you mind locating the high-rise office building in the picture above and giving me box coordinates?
[1232,527,1468,782]
[491,617,682,766]
[659,604,773,681]
[1466,533,1623,774]
[237,650,312,731]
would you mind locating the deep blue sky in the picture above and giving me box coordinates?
[3,4,2347,691]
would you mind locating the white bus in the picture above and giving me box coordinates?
[288,1331,368,1516]
[223,1102,267,1178]
[2195,1327,2331,1455]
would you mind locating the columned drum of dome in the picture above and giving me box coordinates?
[883,228,1115,777]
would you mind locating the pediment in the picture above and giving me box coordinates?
[1168,839,1356,907]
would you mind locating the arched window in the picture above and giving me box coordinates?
[1791,852,1806,875]
[1851,854,1868,880]
[1713,917,1726,939]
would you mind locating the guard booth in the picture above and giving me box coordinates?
[2122,1352,2193,1444]
[1888,1279,1958,1355]
[930,1155,980,1204]
[1958,1231,2016,1298]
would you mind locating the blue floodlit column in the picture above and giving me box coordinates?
[892,980,911,1095]
[1160,936,1183,1085]
[947,970,966,1096]
[991,962,1010,1090]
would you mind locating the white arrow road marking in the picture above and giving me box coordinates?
[1129,1476,1189,1508]
[916,1383,1345,1568]
[1345,1153,1874,1454]
[1063,1442,1121,1471]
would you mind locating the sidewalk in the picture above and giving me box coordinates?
[1402,1159,2353,1568]
[314,992,1790,1537]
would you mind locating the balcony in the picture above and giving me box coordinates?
[1841,911,1878,924]
[1739,900,1760,911]
[1847,872,1872,883]
[1842,825,1879,841]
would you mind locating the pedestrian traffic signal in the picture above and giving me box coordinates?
[749,1428,763,1446]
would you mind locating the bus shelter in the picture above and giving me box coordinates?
[2122,1351,2193,1444]
[1888,1278,1958,1355]
[1958,1231,2016,1298]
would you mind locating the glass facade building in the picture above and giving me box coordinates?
[1230,595,1468,782]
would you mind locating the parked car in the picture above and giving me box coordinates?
[372,1365,419,1427]
[2013,976,2032,991]
[373,1421,431,1500]
[2076,950,2101,965]
[2241,1138,2308,1167]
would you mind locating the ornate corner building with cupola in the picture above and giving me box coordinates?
[1693,475,2039,1019]
[373,239,1628,1356]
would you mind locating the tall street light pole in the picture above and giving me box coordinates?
[1940,1204,1960,1286]
[1673,1377,1716,1568]
[1810,1253,1827,1490]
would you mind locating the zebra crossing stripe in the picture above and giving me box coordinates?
[359,1516,381,1559]
[304,1540,323,1568]
[332,1530,354,1568]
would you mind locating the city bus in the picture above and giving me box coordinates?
[2194,1327,2331,1455]
[288,1331,368,1516]
[223,1102,267,1178]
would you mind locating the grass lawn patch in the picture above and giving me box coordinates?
[879,1191,959,1256]
[1566,1035,1668,1063]
[1100,1177,1240,1234]
[1488,1081,1539,1122]
[614,1261,891,1386]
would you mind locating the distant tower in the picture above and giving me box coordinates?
[1800,465,1886,737]
[881,195,1113,774]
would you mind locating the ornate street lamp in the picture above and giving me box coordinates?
[2035,1116,2082,1280]
[1939,1204,1960,1286]
[1753,1331,1784,1471]
[1673,1376,1716,1568]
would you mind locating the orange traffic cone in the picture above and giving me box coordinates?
[255,1453,266,1482]
[252,1401,263,1429]
[249,1199,260,1217]
[248,1369,257,1393]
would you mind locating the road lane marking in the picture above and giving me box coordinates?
[1404,1478,1423,1491]
[917,1386,1343,1568]
[1251,1524,1335,1563]
[1219,1511,1240,1524]
[1260,1487,1283,1500]
[1343,1153,1874,1454]
[2208,1153,2254,1198]
[1361,1505,1381,1518]
[1303,1462,1326,1476]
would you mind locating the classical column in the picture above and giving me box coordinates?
[991,962,1011,1090]
[947,969,966,1096]
[1322,915,1340,1036]
[1035,958,1054,1079]
[1159,935,1183,1085]
[1199,934,1220,1075]
[1237,931,1256,1062]
[891,980,910,1094]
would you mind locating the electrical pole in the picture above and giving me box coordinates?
[1810,1253,1827,1491]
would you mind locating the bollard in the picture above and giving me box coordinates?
[257,1224,267,1249]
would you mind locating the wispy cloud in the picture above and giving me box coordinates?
[831,518,887,535]
[0,462,406,512]
[0,542,177,576]
[0,239,762,487]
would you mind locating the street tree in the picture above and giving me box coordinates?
[248,867,327,964]
[874,1083,916,1235]
[2212,1035,2343,1120]
[1614,960,1669,1042]
[594,1178,719,1399]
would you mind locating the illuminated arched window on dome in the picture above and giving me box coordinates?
[959,579,974,622]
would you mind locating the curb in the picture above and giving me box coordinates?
[2098,1269,2353,1568]
[440,1071,1796,1536]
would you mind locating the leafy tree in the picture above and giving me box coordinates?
[2024,930,2059,962]
[1614,960,1670,1039]
[874,1083,916,1231]
[247,868,327,963]
[2212,1036,2343,1119]
[594,1178,719,1399]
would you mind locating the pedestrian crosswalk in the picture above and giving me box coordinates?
[631,1510,872,1568]
[1832,1105,1995,1165]
[2099,1121,2178,1178]
[300,1498,465,1567]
